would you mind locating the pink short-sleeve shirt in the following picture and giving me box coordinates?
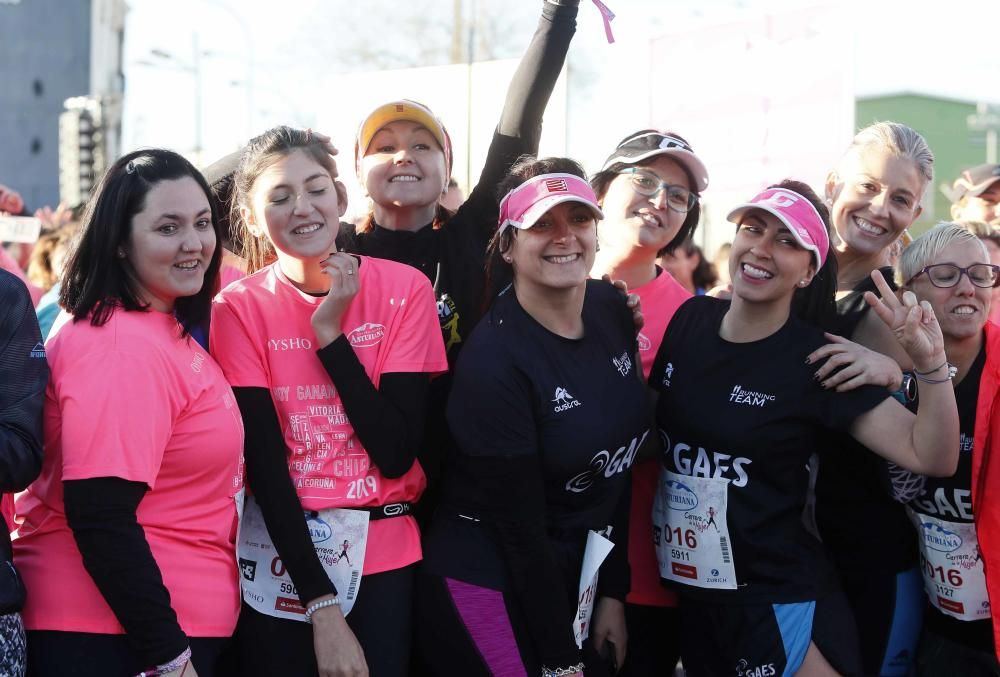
[210,256,448,574]
[627,270,691,606]
[14,309,245,636]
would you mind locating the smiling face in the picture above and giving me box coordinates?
[827,148,925,257]
[729,211,816,308]
[598,155,691,256]
[124,176,216,313]
[508,201,598,296]
[908,239,992,342]
[359,120,448,210]
[243,149,345,265]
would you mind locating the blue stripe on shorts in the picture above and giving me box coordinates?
[772,600,816,677]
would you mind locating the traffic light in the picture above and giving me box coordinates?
[59,97,105,208]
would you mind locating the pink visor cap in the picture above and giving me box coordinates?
[726,187,829,269]
[498,173,604,233]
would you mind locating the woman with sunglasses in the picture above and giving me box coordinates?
[589,129,707,676]
[892,223,1000,674]
[650,180,958,676]
[811,122,937,676]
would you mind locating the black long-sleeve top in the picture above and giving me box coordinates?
[424,282,647,669]
[337,0,579,360]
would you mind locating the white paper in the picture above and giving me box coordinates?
[0,216,41,243]
[574,529,615,648]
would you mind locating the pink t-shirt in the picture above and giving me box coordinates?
[627,269,691,606]
[14,309,245,636]
[210,256,448,575]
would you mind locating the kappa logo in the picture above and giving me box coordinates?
[612,351,633,377]
[348,322,385,348]
[662,362,675,387]
[552,387,582,413]
[29,342,45,359]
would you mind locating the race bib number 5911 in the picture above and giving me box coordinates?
[652,470,737,590]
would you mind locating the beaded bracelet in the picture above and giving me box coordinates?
[135,646,192,677]
[304,596,341,622]
[541,662,585,677]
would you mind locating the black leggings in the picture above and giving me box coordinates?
[234,564,414,677]
[26,632,228,677]
[619,603,681,676]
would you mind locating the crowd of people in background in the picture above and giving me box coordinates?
[3,1,1000,676]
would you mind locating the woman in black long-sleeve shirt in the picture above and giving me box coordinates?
[415,157,649,677]
[343,0,580,524]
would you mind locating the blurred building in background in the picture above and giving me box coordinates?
[0,0,125,209]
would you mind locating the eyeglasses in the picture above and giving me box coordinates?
[618,168,697,213]
[906,263,1000,288]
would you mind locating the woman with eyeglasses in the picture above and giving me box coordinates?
[589,129,707,676]
[650,180,958,676]
[889,223,1000,674]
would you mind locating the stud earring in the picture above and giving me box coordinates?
[503,255,512,263]
[117,248,126,259]
[799,280,808,287]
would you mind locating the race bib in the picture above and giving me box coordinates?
[574,530,614,649]
[237,496,369,620]
[652,470,737,590]
[909,509,990,622]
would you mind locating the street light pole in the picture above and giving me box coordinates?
[193,33,203,163]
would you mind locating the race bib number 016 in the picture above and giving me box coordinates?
[908,508,990,622]
[652,470,737,590]
[238,496,369,620]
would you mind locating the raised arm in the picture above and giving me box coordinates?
[459,0,579,226]
[850,272,959,476]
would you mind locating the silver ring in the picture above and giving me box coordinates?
[347,268,354,276]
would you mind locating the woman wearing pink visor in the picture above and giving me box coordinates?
[648,180,959,676]
[414,158,651,677]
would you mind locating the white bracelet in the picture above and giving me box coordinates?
[304,596,341,622]
[541,663,585,677]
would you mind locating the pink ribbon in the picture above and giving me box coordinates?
[591,0,616,44]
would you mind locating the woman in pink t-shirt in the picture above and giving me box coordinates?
[13,149,245,677]
[210,127,446,677]
[588,129,708,676]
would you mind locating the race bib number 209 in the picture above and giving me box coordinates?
[652,470,737,590]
